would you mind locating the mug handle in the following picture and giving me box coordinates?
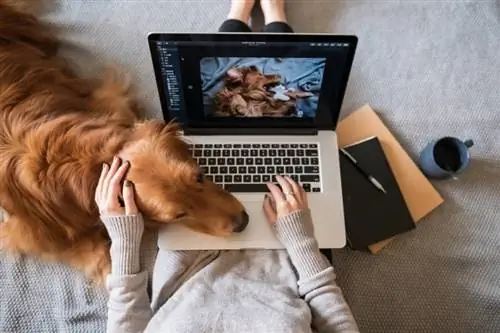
[464,139,474,148]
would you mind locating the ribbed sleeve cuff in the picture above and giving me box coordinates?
[101,214,144,275]
[274,210,330,279]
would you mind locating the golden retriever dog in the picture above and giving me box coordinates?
[0,1,247,284]
[213,65,313,117]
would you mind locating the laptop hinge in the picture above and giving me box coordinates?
[183,127,318,136]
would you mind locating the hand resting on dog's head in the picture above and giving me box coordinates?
[114,121,248,236]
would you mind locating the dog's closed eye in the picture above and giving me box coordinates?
[196,172,204,183]
[175,212,187,219]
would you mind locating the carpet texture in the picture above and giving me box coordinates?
[1,1,499,332]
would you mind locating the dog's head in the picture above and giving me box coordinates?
[118,120,248,236]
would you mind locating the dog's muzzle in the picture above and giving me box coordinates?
[232,211,249,233]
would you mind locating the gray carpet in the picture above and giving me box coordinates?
[1,1,499,332]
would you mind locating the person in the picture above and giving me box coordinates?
[97,1,359,332]
[218,0,294,34]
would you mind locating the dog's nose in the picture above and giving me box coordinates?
[232,211,249,233]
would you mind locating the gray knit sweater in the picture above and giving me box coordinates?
[102,210,359,333]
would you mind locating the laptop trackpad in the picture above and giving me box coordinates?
[241,200,267,223]
[237,201,278,246]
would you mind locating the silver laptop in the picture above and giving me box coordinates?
[148,33,358,250]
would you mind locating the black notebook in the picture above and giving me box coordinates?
[339,136,416,251]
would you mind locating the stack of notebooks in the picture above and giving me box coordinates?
[336,105,444,253]
[339,136,415,250]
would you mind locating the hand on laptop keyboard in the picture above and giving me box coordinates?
[189,143,322,193]
[263,175,308,223]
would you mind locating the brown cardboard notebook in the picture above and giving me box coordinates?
[336,104,444,253]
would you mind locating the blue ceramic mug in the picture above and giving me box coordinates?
[418,137,474,179]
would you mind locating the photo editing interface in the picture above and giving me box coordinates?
[153,39,352,125]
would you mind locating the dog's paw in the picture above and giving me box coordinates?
[269,85,290,101]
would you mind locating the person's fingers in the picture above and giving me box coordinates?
[280,176,300,210]
[107,161,130,203]
[104,198,123,215]
[123,180,139,215]
[300,182,309,207]
[103,162,129,216]
[294,177,309,207]
[268,192,278,215]
[276,175,292,197]
[276,175,298,209]
[284,176,303,205]
[284,176,301,196]
[102,156,121,199]
[267,181,290,215]
[266,182,285,204]
[95,163,109,203]
[262,195,277,224]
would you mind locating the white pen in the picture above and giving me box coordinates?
[340,148,387,194]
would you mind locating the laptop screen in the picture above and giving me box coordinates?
[149,34,357,131]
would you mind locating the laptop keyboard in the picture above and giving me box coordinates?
[189,143,321,193]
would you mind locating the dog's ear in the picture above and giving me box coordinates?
[161,121,181,136]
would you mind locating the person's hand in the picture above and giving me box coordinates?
[262,175,309,224]
[263,176,326,279]
[96,157,144,276]
[95,156,139,216]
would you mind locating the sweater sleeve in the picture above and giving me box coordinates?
[274,210,360,333]
[101,214,153,333]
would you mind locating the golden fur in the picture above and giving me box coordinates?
[0,1,246,284]
[213,65,313,117]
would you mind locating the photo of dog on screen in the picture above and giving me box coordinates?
[200,57,326,118]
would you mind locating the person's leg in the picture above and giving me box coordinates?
[260,0,294,33]
[218,0,255,32]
